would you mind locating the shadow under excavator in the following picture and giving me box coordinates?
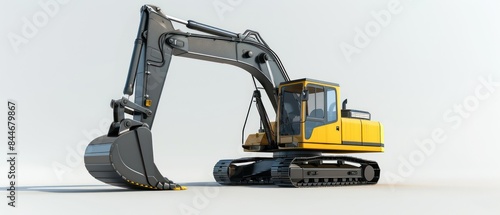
[0,182,228,193]
[1,185,136,193]
[4,181,491,193]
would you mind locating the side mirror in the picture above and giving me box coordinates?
[301,89,309,101]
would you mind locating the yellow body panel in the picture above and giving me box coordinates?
[361,120,383,144]
[341,118,362,143]
[243,122,276,151]
[338,118,383,145]
[244,132,267,145]
[305,120,342,144]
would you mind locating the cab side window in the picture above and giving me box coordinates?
[307,86,324,119]
[326,88,337,123]
[305,85,325,139]
[305,85,337,139]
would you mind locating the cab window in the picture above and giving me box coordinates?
[326,88,337,122]
[279,84,303,136]
[305,85,337,139]
[305,85,324,139]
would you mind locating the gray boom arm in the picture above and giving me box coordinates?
[124,5,290,128]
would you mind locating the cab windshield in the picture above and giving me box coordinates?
[279,84,303,136]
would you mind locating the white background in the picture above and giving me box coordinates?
[1,0,500,214]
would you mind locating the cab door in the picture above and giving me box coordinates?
[303,84,342,144]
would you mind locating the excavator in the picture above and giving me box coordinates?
[84,5,384,190]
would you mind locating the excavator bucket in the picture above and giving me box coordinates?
[84,127,186,190]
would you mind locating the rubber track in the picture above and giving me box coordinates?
[213,158,274,185]
[214,156,379,187]
[271,156,380,187]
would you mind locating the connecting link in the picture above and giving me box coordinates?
[107,97,153,136]
[111,97,152,117]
